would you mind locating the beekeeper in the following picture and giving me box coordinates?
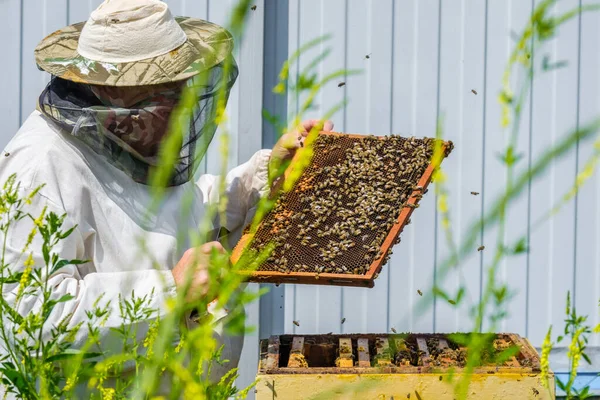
[0,0,332,392]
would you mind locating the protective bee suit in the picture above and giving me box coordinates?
[0,0,271,396]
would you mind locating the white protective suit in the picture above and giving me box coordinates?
[0,110,270,394]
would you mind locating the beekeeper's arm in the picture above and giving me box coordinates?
[1,191,178,353]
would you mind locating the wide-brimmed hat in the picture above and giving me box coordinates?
[34,0,234,87]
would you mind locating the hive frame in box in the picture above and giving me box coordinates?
[255,333,554,400]
[231,132,452,287]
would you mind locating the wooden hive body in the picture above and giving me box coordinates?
[256,333,554,400]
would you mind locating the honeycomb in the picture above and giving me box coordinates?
[241,133,452,276]
[263,333,537,371]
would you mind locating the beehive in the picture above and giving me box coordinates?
[232,132,453,287]
[256,333,554,400]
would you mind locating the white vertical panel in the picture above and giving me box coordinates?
[434,0,486,333]
[20,0,68,125]
[480,0,511,334]
[480,0,534,336]
[0,0,22,145]
[68,0,103,24]
[480,0,533,335]
[501,0,533,336]
[528,0,580,345]
[388,0,440,334]
[576,0,600,346]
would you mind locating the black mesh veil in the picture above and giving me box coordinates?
[38,56,239,186]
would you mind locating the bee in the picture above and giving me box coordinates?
[4,152,9,157]
[471,89,478,95]
[391,327,397,333]
[337,82,346,88]
[477,245,485,252]
[417,289,423,296]
[251,4,257,10]
[293,320,300,327]
[341,317,346,324]
[365,53,372,59]
[471,191,480,195]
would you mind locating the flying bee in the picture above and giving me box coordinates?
[337,82,346,87]
[365,53,371,59]
[417,289,423,296]
[391,327,397,333]
[341,317,346,324]
[471,89,478,95]
[293,320,300,327]
[477,245,485,251]
[471,191,480,196]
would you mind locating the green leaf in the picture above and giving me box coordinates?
[455,287,465,304]
[0,296,23,324]
[56,294,75,303]
[512,238,528,254]
[494,345,520,365]
[57,225,77,240]
[46,349,103,362]
[432,286,450,302]
[582,352,592,365]
[0,368,27,390]
[497,146,524,166]
[447,333,470,346]
[557,335,564,343]
[542,54,569,71]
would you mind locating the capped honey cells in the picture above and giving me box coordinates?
[236,133,453,281]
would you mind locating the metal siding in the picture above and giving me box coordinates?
[576,0,600,346]
[284,0,591,348]
[434,0,486,334]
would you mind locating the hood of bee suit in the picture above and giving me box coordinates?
[35,0,239,186]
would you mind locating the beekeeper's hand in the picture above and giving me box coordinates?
[171,241,226,302]
[269,119,334,180]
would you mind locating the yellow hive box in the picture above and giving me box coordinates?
[255,333,555,400]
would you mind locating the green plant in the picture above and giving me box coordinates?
[540,292,598,400]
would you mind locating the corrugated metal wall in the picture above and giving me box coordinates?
[282,0,600,351]
[2,0,600,397]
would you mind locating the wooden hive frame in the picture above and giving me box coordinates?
[231,132,452,287]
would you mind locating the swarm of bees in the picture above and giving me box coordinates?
[244,134,453,276]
